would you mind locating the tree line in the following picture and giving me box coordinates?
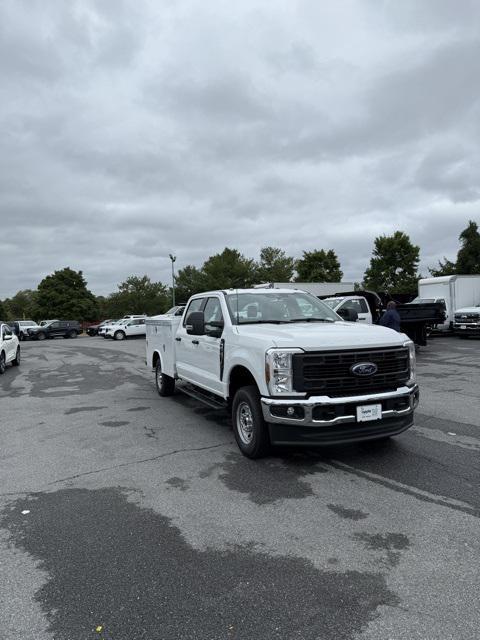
[1,220,478,322]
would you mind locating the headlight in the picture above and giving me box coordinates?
[265,348,303,396]
[404,340,416,386]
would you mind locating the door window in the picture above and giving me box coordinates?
[2,325,12,338]
[340,299,364,314]
[358,299,369,313]
[183,298,205,327]
[203,298,224,336]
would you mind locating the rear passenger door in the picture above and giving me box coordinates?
[175,297,206,383]
[195,296,225,394]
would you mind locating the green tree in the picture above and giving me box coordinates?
[295,249,343,282]
[202,248,257,290]
[456,220,480,273]
[0,299,6,319]
[106,275,169,317]
[429,258,457,277]
[256,246,295,283]
[363,231,420,293]
[36,268,98,321]
[3,289,39,320]
[174,265,208,302]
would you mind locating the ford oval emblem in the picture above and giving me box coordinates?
[351,362,378,377]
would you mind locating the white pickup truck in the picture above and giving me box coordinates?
[146,288,419,458]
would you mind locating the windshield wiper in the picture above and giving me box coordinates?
[238,320,291,325]
[288,318,335,323]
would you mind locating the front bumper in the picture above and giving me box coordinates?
[453,323,480,336]
[261,385,419,446]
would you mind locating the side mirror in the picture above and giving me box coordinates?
[337,307,358,322]
[186,311,205,336]
[205,321,224,338]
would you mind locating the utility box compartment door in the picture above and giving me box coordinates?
[146,317,181,378]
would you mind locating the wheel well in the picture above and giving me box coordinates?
[152,351,160,368]
[228,366,257,401]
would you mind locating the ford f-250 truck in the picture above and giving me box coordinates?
[146,288,419,458]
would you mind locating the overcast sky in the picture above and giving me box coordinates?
[1,0,479,298]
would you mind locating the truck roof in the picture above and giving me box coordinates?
[192,288,318,297]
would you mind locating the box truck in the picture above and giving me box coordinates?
[416,276,480,331]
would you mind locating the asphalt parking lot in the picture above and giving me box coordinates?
[0,335,479,640]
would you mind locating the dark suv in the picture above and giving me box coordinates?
[27,320,82,340]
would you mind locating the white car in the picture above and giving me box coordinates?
[0,322,20,374]
[105,317,147,340]
[98,320,120,337]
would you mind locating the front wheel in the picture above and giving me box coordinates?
[114,331,126,341]
[37,332,46,341]
[68,330,77,339]
[0,352,5,374]
[232,386,270,459]
[12,347,20,366]
[155,360,175,396]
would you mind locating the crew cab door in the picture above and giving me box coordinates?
[175,296,225,394]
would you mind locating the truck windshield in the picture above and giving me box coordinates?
[226,292,339,325]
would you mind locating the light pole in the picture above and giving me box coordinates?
[169,254,176,307]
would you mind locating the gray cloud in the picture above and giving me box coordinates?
[0,0,479,298]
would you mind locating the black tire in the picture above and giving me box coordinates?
[19,332,24,342]
[114,330,126,341]
[232,385,270,459]
[459,335,469,339]
[37,332,46,341]
[155,360,175,396]
[0,352,5,374]
[12,347,20,366]
[68,330,77,339]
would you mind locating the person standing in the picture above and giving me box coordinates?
[379,300,401,332]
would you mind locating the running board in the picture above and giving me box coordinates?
[177,382,228,410]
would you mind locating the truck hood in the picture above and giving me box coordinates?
[455,307,480,314]
[235,321,408,350]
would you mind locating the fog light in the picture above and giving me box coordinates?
[270,405,305,420]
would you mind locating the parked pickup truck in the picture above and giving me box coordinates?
[324,291,445,346]
[453,306,480,337]
[146,288,419,458]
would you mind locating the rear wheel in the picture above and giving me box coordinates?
[155,360,175,396]
[232,385,270,459]
[68,330,77,339]
[12,347,20,366]
[0,352,5,374]
[114,330,126,341]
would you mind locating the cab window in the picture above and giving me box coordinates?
[2,325,12,338]
[183,298,205,327]
[359,299,369,313]
[203,298,224,336]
